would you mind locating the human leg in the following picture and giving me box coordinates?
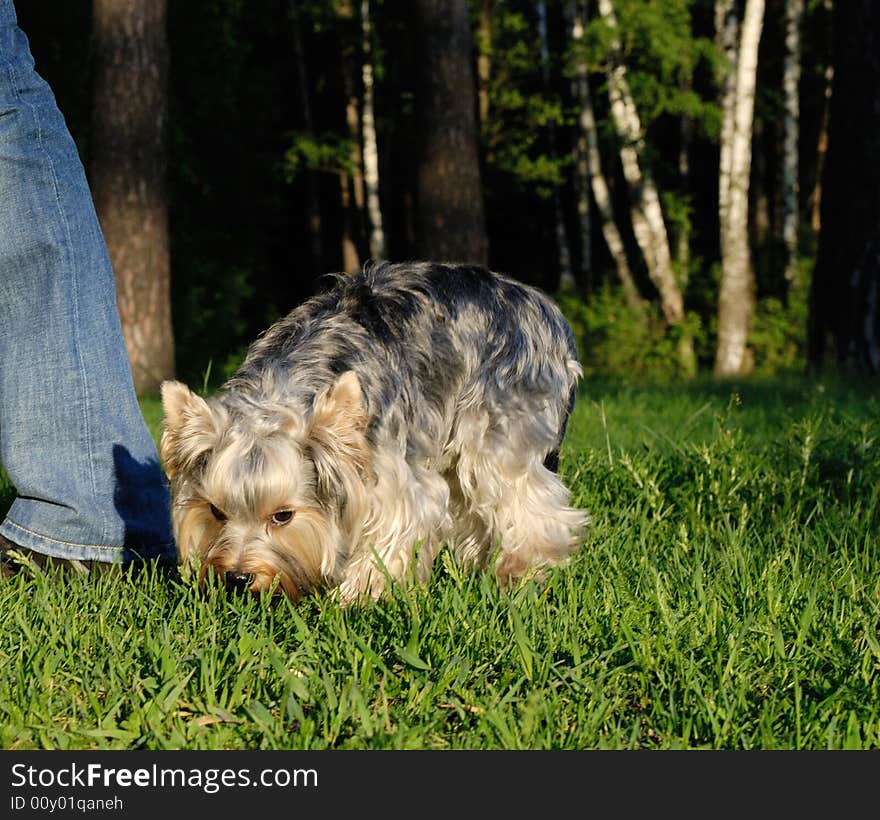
[0,1,175,565]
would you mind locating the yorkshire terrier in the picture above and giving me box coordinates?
[160,261,588,603]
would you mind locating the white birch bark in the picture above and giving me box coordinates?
[339,0,363,272]
[568,0,642,308]
[782,0,803,287]
[716,0,739,237]
[677,97,693,286]
[361,0,385,260]
[597,0,683,324]
[715,0,765,377]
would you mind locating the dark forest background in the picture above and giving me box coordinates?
[13,0,880,391]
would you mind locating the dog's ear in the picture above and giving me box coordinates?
[307,371,369,492]
[159,380,225,480]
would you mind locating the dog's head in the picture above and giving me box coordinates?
[159,371,369,598]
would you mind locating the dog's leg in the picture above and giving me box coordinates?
[336,453,450,603]
[444,468,492,570]
[452,408,588,584]
[491,461,588,584]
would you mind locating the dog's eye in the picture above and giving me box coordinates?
[209,503,227,522]
[270,510,294,526]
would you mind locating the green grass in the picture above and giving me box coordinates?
[2,375,879,749]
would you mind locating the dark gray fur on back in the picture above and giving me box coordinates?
[222,261,579,460]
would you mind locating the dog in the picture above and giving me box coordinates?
[160,261,588,603]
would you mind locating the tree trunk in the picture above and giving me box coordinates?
[716,0,739,244]
[91,0,174,395]
[477,0,492,129]
[569,1,640,309]
[715,0,765,377]
[809,0,880,372]
[677,94,694,288]
[413,0,489,266]
[597,0,684,325]
[339,0,364,272]
[809,1,834,234]
[752,118,771,247]
[338,174,360,274]
[290,3,324,276]
[567,0,593,291]
[782,0,803,288]
[810,62,833,234]
[537,0,574,290]
[361,0,386,260]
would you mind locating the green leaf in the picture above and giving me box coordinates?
[396,646,430,671]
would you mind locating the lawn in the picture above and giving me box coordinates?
[1,375,878,749]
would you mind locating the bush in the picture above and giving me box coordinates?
[557,254,811,381]
[557,286,705,382]
[748,260,811,376]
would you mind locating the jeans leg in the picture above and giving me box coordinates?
[0,2,175,562]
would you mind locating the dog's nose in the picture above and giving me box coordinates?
[225,571,255,593]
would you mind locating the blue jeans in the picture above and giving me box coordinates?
[0,0,175,563]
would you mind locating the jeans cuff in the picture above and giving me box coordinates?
[0,518,176,564]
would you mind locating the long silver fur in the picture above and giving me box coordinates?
[160,261,589,602]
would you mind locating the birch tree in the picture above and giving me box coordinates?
[677,81,694,285]
[715,0,738,247]
[361,0,385,260]
[715,0,765,377]
[782,0,803,289]
[567,0,642,308]
[339,0,364,272]
[597,0,685,326]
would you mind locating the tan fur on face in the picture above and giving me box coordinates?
[160,373,369,598]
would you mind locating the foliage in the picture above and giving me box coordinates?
[578,0,723,139]
[558,286,705,381]
[2,379,879,749]
[282,132,357,181]
[171,261,254,389]
[17,0,839,383]
[559,256,813,381]
[164,0,310,386]
[749,266,810,377]
[480,3,571,199]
